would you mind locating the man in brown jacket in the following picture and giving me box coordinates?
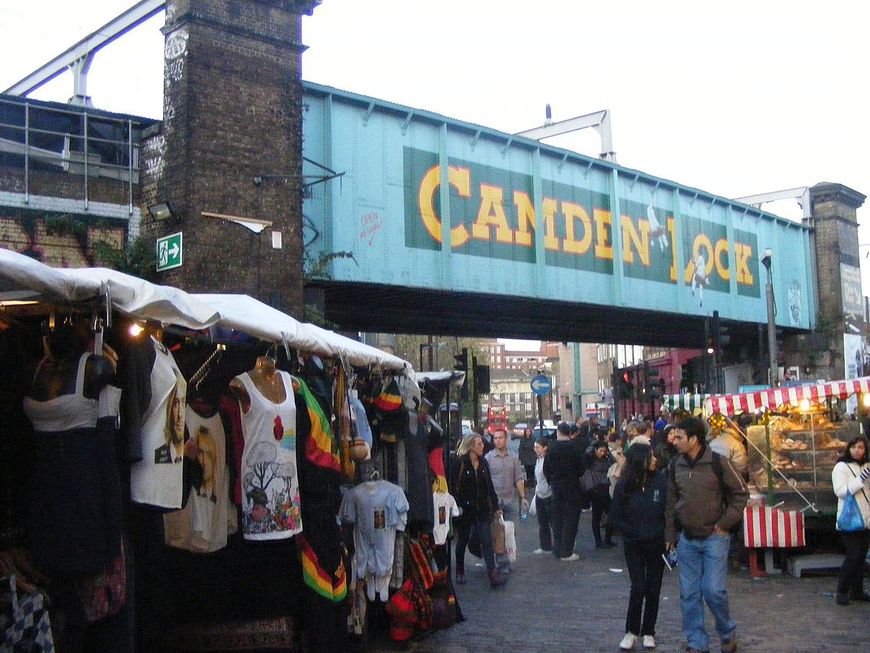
[665,417,747,653]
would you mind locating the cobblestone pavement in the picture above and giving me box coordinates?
[369,510,865,653]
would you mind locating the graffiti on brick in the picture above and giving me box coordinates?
[164,30,188,60]
[0,216,125,268]
[143,134,166,179]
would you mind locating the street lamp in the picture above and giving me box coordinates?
[761,248,778,387]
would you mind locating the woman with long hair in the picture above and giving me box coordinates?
[450,434,507,589]
[832,435,870,605]
[610,443,668,650]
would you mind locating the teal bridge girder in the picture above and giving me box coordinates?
[301,80,814,348]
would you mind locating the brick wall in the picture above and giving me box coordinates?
[140,0,317,316]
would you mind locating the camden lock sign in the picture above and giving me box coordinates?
[403,147,760,299]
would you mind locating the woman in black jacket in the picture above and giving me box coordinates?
[610,443,668,651]
[450,434,507,589]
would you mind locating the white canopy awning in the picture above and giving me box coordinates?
[0,249,220,329]
[0,250,411,372]
[192,293,411,372]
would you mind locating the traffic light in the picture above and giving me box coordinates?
[474,363,491,395]
[453,348,468,371]
[712,310,730,358]
[619,370,634,399]
[645,364,662,400]
[454,347,469,400]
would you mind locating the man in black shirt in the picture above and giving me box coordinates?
[544,421,587,560]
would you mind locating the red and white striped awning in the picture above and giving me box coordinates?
[705,377,870,415]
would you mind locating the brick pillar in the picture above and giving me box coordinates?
[142,0,320,315]
[805,182,866,379]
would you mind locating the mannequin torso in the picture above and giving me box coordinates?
[229,356,286,412]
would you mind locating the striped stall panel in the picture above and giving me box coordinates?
[743,506,806,548]
[706,377,870,416]
[662,394,712,413]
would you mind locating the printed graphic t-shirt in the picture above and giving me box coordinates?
[129,337,187,509]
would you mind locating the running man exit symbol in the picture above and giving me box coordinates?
[156,232,183,271]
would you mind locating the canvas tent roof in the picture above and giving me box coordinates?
[0,250,411,372]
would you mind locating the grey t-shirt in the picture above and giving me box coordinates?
[340,480,409,578]
[485,449,525,503]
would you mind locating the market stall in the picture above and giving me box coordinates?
[662,393,712,414]
[0,249,460,652]
[702,379,869,576]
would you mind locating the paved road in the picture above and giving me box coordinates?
[369,509,865,653]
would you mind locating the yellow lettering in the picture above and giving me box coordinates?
[513,191,535,247]
[621,216,649,266]
[734,243,754,285]
[417,164,471,247]
[667,217,677,282]
[561,201,592,254]
[714,239,730,281]
[593,209,613,260]
[542,198,559,251]
[472,184,513,243]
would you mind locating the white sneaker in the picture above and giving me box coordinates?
[533,548,545,554]
[560,553,580,561]
[619,632,637,650]
[642,635,656,649]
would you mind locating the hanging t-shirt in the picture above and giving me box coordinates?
[164,403,238,552]
[339,480,409,600]
[431,492,460,545]
[129,337,187,509]
[236,370,303,541]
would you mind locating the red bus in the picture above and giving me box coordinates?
[486,403,509,435]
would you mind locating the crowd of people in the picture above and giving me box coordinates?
[450,410,753,652]
[450,408,870,652]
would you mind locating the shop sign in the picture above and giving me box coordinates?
[403,147,760,298]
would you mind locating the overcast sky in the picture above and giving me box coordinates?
[3,0,869,292]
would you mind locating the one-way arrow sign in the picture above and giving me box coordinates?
[530,374,552,396]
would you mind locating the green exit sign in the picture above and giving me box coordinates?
[156,232,183,271]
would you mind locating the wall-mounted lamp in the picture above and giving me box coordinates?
[148,201,177,222]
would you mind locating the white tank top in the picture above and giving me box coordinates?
[24,353,98,432]
[235,370,303,541]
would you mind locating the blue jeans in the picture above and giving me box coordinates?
[676,532,736,651]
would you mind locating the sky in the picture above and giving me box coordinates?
[2,0,869,292]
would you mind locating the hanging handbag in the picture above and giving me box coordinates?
[838,465,868,532]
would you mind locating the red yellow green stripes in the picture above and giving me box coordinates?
[293,377,341,472]
[298,535,347,602]
[374,379,402,411]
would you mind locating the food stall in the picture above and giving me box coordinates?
[704,379,869,576]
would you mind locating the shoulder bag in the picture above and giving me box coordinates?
[837,464,869,532]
